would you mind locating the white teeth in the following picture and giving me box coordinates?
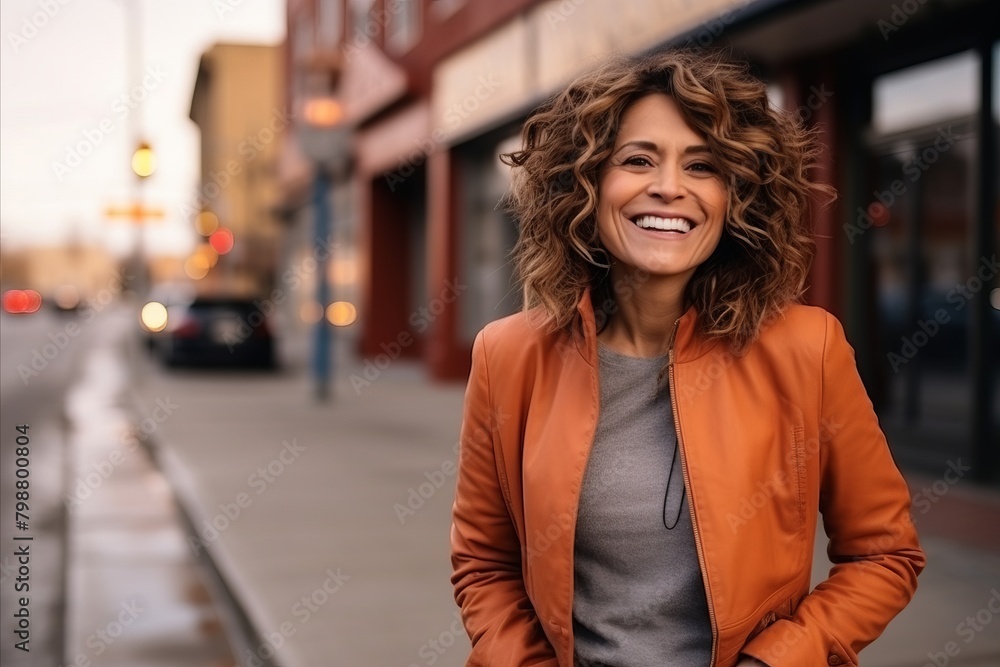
[634,215,692,233]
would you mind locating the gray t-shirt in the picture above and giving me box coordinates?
[572,342,713,667]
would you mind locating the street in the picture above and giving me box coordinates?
[1,306,90,667]
[1,304,236,667]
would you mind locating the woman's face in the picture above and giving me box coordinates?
[597,93,728,282]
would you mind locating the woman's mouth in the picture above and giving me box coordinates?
[631,215,693,234]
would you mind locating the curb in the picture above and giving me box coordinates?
[127,386,283,667]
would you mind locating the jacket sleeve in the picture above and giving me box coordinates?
[741,312,926,667]
[450,330,560,667]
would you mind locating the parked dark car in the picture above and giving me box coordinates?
[157,297,276,369]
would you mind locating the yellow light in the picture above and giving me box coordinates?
[131,142,156,178]
[196,243,219,268]
[184,254,211,280]
[303,97,343,127]
[300,301,323,324]
[195,211,219,236]
[325,301,357,326]
[140,301,168,332]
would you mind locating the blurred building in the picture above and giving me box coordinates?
[280,0,997,481]
[189,43,286,296]
[0,245,120,301]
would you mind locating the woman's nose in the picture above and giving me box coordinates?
[646,163,686,200]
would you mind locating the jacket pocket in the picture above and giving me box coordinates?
[743,595,796,644]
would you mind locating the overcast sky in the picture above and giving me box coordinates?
[0,0,285,257]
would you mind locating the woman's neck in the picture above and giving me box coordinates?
[596,266,690,358]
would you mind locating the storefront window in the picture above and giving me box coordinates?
[873,51,978,135]
[866,51,982,460]
[458,132,521,343]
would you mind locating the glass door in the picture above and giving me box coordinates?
[862,51,994,468]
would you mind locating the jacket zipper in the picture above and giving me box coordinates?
[667,319,719,666]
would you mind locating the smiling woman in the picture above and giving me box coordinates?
[450,49,926,667]
[501,50,824,358]
[594,94,729,348]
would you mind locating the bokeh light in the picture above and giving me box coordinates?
[326,301,357,326]
[3,290,29,313]
[209,228,234,255]
[4,290,43,314]
[196,243,219,268]
[300,301,323,324]
[184,254,211,280]
[131,143,157,178]
[868,202,891,227]
[303,97,343,127]
[140,301,169,332]
[195,210,220,236]
[23,289,42,313]
[990,288,1000,311]
[54,284,80,310]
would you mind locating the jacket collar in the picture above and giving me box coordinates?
[572,286,720,366]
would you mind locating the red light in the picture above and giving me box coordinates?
[3,290,26,313]
[2,290,40,314]
[23,290,42,313]
[209,228,234,255]
[867,202,891,227]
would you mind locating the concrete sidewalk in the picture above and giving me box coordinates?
[128,351,1000,667]
[129,354,469,667]
[63,310,236,667]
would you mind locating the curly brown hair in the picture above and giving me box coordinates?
[502,49,832,353]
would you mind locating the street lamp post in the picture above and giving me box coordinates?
[118,0,154,299]
[298,55,347,401]
[130,140,155,297]
[312,164,333,400]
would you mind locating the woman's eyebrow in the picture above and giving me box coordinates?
[614,140,659,155]
[612,140,712,155]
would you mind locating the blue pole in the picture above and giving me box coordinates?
[312,166,333,400]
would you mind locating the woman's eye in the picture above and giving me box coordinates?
[622,156,652,167]
[689,162,717,173]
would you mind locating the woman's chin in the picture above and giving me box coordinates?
[619,255,701,279]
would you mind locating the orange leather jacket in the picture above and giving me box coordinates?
[451,290,925,667]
